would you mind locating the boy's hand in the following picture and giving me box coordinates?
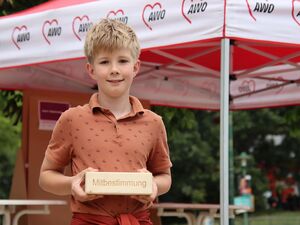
[130,168,158,206]
[71,167,103,202]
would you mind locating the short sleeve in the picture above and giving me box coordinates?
[45,109,73,167]
[147,117,172,174]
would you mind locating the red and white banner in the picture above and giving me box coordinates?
[0,0,300,110]
[0,0,223,69]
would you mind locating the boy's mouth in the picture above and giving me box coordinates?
[107,79,125,83]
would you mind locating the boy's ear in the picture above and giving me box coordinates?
[86,63,96,80]
[133,59,141,78]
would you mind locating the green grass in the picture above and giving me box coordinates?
[161,210,300,225]
[233,210,300,225]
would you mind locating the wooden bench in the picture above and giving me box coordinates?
[152,202,250,225]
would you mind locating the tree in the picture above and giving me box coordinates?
[0,0,46,16]
[0,91,22,125]
[0,94,21,198]
[233,107,300,209]
[153,107,219,203]
[233,107,300,177]
[153,106,295,211]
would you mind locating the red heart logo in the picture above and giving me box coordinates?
[181,0,192,24]
[106,9,128,24]
[292,0,300,26]
[107,9,125,18]
[11,25,28,50]
[72,15,90,41]
[42,19,59,45]
[239,80,256,95]
[245,0,257,21]
[142,2,163,30]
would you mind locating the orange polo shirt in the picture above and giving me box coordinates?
[45,93,172,217]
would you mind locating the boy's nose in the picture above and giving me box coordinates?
[110,63,120,75]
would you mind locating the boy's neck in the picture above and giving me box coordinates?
[97,93,132,119]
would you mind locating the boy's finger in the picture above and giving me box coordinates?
[137,168,149,173]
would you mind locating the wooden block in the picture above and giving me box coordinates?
[85,172,153,195]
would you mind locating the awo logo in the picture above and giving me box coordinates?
[107,9,129,24]
[266,77,284,94]
[72,15,93,41]
[42,19,62,45]
[292,0,300,26]
[11,25,30,50]
[245,0,275,21]
[142,2,166,30]
[181,0,208,24]
[238,80,256,94]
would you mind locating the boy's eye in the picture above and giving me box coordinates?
[119,59,129,63]
[99,60,108,64]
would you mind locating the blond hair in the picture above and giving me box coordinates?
[84,19,140,63]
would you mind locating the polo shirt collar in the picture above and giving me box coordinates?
[89,93,145,116]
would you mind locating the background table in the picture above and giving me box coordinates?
[152,202,250,225]
[0,199,67,225]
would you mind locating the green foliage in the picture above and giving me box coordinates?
[284,107,300,146]
[0,91,23,125]
[232,107,300,210]
[0,0,47,16]
[153,106,300,211]
[153,107,219,203]
[0,91,22,198]
[233,107,300,177]
[0,104,21,198]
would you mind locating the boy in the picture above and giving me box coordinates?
[39,19,172,225]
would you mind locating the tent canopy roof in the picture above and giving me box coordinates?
[0,0,300,110]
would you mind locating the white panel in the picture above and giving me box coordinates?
[0,0,224,69]
[226,0,300,45]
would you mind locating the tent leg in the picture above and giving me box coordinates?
[220,38,230,225]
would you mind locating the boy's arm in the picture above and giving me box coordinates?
[153,168,172,197]
[39,157,99,202]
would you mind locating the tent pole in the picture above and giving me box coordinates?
[220,38,230,225]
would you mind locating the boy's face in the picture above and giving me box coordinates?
[86,48,140,99]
